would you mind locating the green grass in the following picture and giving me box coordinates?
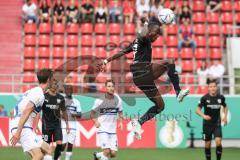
[0,148,240,160]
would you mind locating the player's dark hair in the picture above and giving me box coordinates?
[37,68,53,84]
[105,79,115,86]
[207,79,218,85]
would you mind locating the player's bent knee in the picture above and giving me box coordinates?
[110,151,117,158]
[41,141,52,155]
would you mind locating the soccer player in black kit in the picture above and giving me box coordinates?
[98,17,189,139]
[42,78,69,160]
[196,79,228,160]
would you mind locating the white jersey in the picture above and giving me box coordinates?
[61,97,81,129]
[11,87,45,129]
[92,94,123,134]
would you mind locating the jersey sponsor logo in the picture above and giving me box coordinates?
[206,104,221,109]
[46,104,59,109]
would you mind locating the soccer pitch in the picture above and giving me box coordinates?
[0,148,239,160]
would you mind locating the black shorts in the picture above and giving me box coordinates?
[203,124,222,141]
[130,63,158,99]
[42,128,63,143]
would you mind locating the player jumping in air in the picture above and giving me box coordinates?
[10,69,53,160]
[41,78,69,160]
[196,79,228,160]
[98,17,189,139]
[91,79,123,160]
[61,84,81,160]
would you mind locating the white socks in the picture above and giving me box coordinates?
[43,155,53,160]
[96,152,109,160]
[65,152,73,160]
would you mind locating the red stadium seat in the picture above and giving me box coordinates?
[221,1,232,12]
[53,35,64,46]
[197,86,208,94]
[24,59,35,71]
[222,12,233,24]
[182,60,194,72]
[24,47,36,58]
[209,36,221,47]
[109,35,121,46]
[53,23,65,34]
[22,85,35,92]
[166,24,177,35]
[38,59,50,69]
[67,47,78,58]
[166,48,178,59]
[123,35,135,42]
[235,1,240,11]
[96,72,108,83]
[193,12,205,23]
[210,48,222,59]
[25,35,36,46]
[111,60,121,71]
[67,35,78,46]
[24,23,36,34]
[52,59,64,71]
[81,35,93,46]
[23,72,36,83]
[195,36,206,47]
[39,23,51,34]
[208,24,221,35]
[95,35,106,46]
[67,23,79,34]
[195,48,207,59]
[53,47,64,58]
[166,36,178,47]
[152,48,164,59]
[180,73,194,84]
[66,59,78,71]
[95,47,107,58]
[180,48,193,59]
[109,23,121,34]
[38,35,50,46]
[124,60,131,71]
[196,60,204,68]
[194,24,205,35]
[222,24,234,35]
[95,23,107,34]
[81,47,93,56]
[81,23,93,34]
[38,47,50,58]
[123,23,135,35]
[207,12,219,23]
[192,1,205,11]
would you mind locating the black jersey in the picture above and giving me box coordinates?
[198,94,227,125]
[132,36,152,63]
[42,92,66,130]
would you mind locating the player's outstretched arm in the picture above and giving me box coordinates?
[10,102,34,146]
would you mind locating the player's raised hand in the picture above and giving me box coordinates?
[204,115,211,121]
[10,131,20,146]
[94,120,101,128]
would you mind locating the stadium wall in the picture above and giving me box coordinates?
[0,94,240,148]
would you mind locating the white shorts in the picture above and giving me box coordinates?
[62,128,76,144]
[97,132,118,151]
[11,128,43,153]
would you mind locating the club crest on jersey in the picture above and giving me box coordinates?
[218,99,222,103]
[57,99,61,104]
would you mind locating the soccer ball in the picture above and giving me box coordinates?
[158,8,176,25]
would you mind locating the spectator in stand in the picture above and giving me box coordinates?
[53,0,66,24]
[207,60,225,82]
[197,61,209,86]
[39,0,51,23]
[150,0,164,18]
[95,0,108,23]
[207,0,221,12]
[179,0,192,23]
[178,20,197,53]
[123,0,135,24]
[0,104,8,117]
[22,0,38,23]
[109,0,122,23]
[66,0,80,25]
[136,0,150,33]
[81,0,94,23]
[169,0,179,17]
